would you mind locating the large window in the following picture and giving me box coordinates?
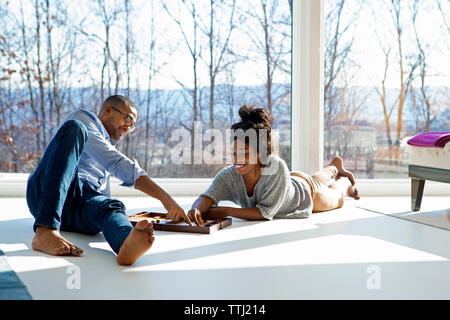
[0,0,292,177]
[324,0,449,179]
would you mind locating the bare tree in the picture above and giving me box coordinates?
[240,0,291,112]
[90,0,123,102]
[370,0,420,149]
[44,0,67,133]
[223,60,238,125]
[374,47,397,146]
[34,0,49,149]
[0,70,19,172]
[388,0,421,144]
[199,0,237,129]
[18,0,42,155]
[435,0,450,38]
[123,0,132,156]
[144,0,157,172]
[324,0,363,128]
[162,0,203,170]
[410,0,449,133]
[411,0,431,132]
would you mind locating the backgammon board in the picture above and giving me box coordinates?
[128,211,232,234]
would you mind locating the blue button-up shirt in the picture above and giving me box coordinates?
[63,108,147,196]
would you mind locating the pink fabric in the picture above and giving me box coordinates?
[407,132,450,148]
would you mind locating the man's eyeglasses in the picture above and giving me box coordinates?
[109,105,136,132]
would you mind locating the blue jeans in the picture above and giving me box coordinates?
[26,120,133,254]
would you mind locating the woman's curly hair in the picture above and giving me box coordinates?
[231,105,274,156]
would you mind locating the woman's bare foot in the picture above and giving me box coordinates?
[347,185,360,200]
[32,226,84,256]
[116,220,155,266]
[329,156,356,186]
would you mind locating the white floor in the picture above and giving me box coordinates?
[0,195,449,300]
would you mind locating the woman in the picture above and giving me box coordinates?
[188,105,360,225]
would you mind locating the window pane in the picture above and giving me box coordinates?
[324,0,450,178]
[0,0,292,177]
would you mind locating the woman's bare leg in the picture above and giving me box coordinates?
[312,183,345,212]
[311,156,355,186]
[311,156,359,213]
[328,156,356,186]
[311,166,338,186]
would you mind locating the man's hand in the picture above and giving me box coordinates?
[134,176,192,226]
[164,199,192,226]
[187,208,205,226]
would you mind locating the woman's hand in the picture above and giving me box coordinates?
[188,207,228,225]
[187,208,205,226]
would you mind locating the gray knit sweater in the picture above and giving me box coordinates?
[200,155,312,220]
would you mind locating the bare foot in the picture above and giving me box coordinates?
[116,220,155,266]
[32,226,84,256]
[329,156,356,186]
[347,185,360,200]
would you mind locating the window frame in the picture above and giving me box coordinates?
[291,0,324,174]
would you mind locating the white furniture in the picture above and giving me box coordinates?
[407,144,450,211]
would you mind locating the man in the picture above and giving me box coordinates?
[26,95,192,266]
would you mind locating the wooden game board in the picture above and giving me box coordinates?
[128,211,232,234]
